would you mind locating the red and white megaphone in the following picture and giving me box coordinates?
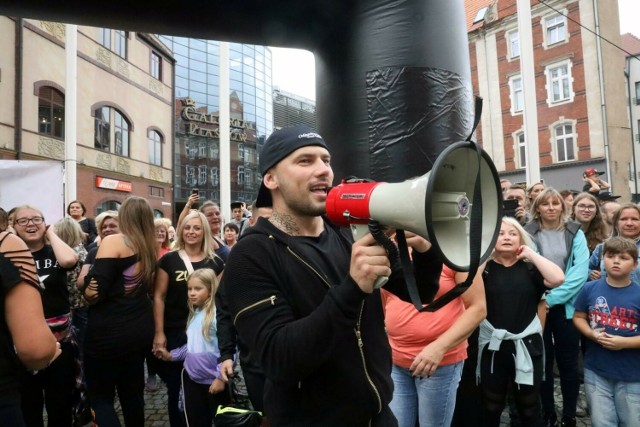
[325,141,502,272]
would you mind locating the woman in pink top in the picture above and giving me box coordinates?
[383,263,486,427]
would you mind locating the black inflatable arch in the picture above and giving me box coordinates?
[0,0,472,182]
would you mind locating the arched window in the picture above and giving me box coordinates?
[94,106,131,157]
[96,200,121,215]
[148,130,162,166]
[38,86,65,139]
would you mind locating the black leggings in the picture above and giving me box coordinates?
[480,342,543,427]
[181,369,230,427]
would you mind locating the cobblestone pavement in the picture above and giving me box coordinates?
[130,377,592,426]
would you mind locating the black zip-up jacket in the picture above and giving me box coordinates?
[222,217,441,426]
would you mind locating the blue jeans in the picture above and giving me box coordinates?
[390,361,463,427]
[585,368,640,427]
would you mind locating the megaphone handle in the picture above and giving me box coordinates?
[350,224,389,289]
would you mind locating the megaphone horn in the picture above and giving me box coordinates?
[325,141,502,272]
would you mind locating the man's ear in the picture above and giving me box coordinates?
[264,170,278,191]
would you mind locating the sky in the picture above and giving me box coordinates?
[271,0,640,103]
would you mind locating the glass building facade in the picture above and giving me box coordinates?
[158,36,273,213]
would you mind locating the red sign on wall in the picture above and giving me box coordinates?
[95,176,132,192]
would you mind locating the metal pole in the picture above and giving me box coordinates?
[219,42,231,226]
[517,0,541,185]
[64,24,77,207]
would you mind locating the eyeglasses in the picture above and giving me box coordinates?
[576,205,597,211]
[15,216,45,226]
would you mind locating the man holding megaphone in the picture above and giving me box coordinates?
[221,125,443,426]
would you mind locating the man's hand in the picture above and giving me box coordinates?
[350,233,391,294]
[220,359,234,382]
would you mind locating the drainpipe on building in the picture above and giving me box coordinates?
[593,0,612,189]
[14,18,23,160]
[625,64,639,200]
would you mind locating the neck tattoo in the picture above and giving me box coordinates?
[269,211,300,236]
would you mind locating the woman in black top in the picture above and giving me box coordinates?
[83,196,157,427]
[0,230,60,426]
[479,217,564,427]
[13,205,79,427]
[67,200,97,244]
[153,210,224,427]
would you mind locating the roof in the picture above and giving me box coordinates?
[465,0,495,32]
[621,33,640,56]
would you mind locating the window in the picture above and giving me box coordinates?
[198,141,207,159]
[150,186,164,197]
[186,142,197,160]
[507,30,520,59]
[114,111,129,156]
[210,167,219,186]
[98,28,111,49]
[97,200,121,215]
[209,143,219,159]
[554,123,575,162]
[151,51,162,80]
[185,165,196,186]
[38,86,65,139]
[473,7,488,24]
[198,165,207,185]
[546,61,573,104]
[94,106,130,156]
[635,81,640,105]
[238,165,245,184]
[148,130,162,166]
[509,75,524,114]
[113,30,127,59]
[238,143,246,161]
[544,14,566,46]
[98,28,127,59]
[94,107,111,151]
[516,132,526,168]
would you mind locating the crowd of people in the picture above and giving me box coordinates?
[1,127,639,427]
[0,193,269,427]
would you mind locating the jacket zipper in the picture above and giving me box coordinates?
[286,246,333,289]
[355,300,382,415]
[233,295,276,325]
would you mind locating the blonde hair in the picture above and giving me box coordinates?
[530,187,568,230]
[154,218,171,250]
[500,216,535,250]
[95,210,118,237]
[175,210,215,259]
[117,197,157,287]
[54,217,84,248]
[612,203,640,239]
[187,268,218,340]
